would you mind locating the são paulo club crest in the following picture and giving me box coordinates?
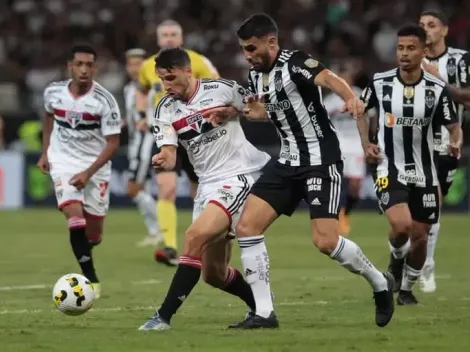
[65,111,83,128]
[186,113,204,133]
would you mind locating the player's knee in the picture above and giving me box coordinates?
[61,203,83,219]
[184,226,205,256]
[312,227,338,255]
[235,217,257,238]
[127,181,141,198]
[348,180,361,198]
[390,220,412,238]
[202,267,226,288]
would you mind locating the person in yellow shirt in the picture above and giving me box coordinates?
[135,19,219,266]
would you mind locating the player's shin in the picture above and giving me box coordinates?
[220,267,256,311]
[330,236,388,292]
[425,222,440,268]
[237,235,274,318]
[68,217,99,283]
[157,255,201,323]
[133,190,160,236]
[401,227,428,291]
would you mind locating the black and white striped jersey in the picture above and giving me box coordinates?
[424,46,468,154]
[362,68,458,187]
[123,81,138,137]
[248,49,341,166]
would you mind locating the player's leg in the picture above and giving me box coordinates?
[128,132,161,246]
[399,186,439,304]
[307,162,394,327]
[52,172,99,290]
[138,201,233,330]
[339,153,365,236]
[83,212,104,298]
[230,164,298,329]
[420,154,457,293]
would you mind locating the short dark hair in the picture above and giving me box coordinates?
[420,9,448,26]
[237,13,278,40]
[155,48,190,70]
[70,44,97,61]
[397,24,427,45]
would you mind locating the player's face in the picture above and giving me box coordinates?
[239,36,275,71]
[397,36,425,71]
[419,15,448,47]
[157,25,183,49]
[68,53,96,86]
[126,56,144,81]
[157,67,192,100]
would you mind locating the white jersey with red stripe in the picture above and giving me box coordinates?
[152,78,270,184]
[43,79,121,175]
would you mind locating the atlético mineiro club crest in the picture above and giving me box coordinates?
[65,111,83,128]
[186,113,204,133]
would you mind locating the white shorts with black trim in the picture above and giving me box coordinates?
[192,172,260,232]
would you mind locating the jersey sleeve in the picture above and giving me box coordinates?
[288,51,326,84]
[43,86,55,114]
[194,54,219,79]
[138,60,151,90]
[458,53,470,88]
[360,80,379,112]
[219,80,247,111]
[100,92,122,136]
[153,98,178,147]
[434,86,458,126]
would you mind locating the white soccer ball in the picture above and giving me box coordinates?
[52,273,95,316]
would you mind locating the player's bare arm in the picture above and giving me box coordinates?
[205,105,241,126]
[69,134,120,190]
[445,122,463,159]
[151,145,177,171]
[37,112,54,173]
[314,70,365,119]
[135,86,150,131]
[442,85,470,109]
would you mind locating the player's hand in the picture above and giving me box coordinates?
[448,142,461,159]
[204,106,240,126]
[364,143,382,164]
[243,95,268,120]
[136,119,148,131]
[36,153,50,174]
[151,152,166,170]
[422,60,441,79]
[69,170,91,191]
[341,97,364,120]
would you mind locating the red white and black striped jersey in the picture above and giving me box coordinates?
[152,78,270,184]
[248,49,341,166]
[43,80,121,173]
[362,68,458,187]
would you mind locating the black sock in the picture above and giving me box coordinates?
[68,217,98,283]
[344,195,359,215]
[221,268,256,311]
[158,256,201,322]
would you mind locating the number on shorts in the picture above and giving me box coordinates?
[375,177,389,192]
[99,182,109,198]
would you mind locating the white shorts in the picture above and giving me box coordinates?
[343,152,366,179]
[192,172,259,232]
[50,168,110,218]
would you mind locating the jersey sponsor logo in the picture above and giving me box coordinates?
[422,193,437,208]
[164,99,172,108]
[310,113,324,138]
[57,127,95,142]
[399,164,424,184]
[187,128,227,154]
[199,98,214,107]
[384,113,431,127]
[442,95,451,120]
[306,177,322,192]
[292,65,312,80]
[204,84,219,90]
[265,100,292,112]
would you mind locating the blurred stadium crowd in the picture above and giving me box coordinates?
[1,0,470,148]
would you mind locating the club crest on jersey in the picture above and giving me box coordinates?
[403,87,414,100]
[65,111,82,128]
[447,62,457,76]
[187,113,204,133]
[275,74,283,92]
[425,91,435,108]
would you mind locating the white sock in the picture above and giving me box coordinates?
[401,264,422,291]
[133,191,160,236]
[425,222,440,268]
[389,238,410,259]
[330,236,388,292]
[238,235,273,318]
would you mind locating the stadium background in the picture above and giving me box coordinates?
[0,0,469,211]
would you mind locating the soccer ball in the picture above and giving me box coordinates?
[52,273,95,315]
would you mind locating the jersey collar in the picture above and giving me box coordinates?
[426,46,448,61]
[396,68,424,86]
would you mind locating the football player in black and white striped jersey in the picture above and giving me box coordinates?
[419,10,470,293]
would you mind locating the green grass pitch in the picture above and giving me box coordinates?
[0,209,469,351]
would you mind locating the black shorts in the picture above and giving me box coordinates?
[128,131,158,184]
[250,160,343,219]
[156,144,199,184]
[434,152,458,197]
[373,175,439,224]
